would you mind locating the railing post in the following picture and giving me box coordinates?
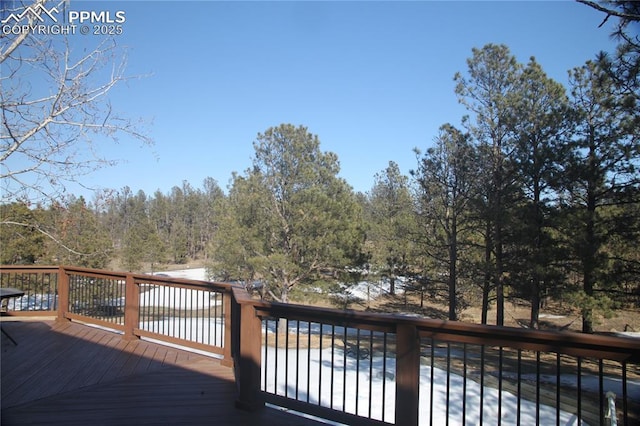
[123,273,139,340]
[56,267,70,322]
[235,301,264,411]
[221,290,233,367]
[395,323,420,426]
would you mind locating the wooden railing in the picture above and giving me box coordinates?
[0,265,233,362]
[2,265,639,425]
[234,294,640,426]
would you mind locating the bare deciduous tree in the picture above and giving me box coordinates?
[1,0,151,203]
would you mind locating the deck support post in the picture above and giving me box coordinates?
[123,274,140,340]
[395,323,420,426]
[235,301,264,411]
[221,290,233,367]
[56,267,70,323]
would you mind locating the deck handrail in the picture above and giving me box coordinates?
[2,265,639,425]
[1,265,234,361]
[229,289,639,425]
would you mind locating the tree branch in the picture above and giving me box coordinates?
[576,0,640,27]
[0,3,152,202]
[0,220,103,257]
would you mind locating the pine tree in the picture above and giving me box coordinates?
[367,161,417,297]
[412,125,481,320]
[208,124,365,303]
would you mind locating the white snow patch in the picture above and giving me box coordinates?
[539,314,567,319]
[262,344,590,425]
[142,268,220,309]
[613,331,640,339]
[153,268,207,281]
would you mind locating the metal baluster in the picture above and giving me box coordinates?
[556,353,561,426]
[479,345,485,426]
[599,359,605,425]
[498,346,503,426]
[342,325,347,412]
[330,324,335,410]
[295,320,300,400]
[318,322,323,406]
[536,351,541,425]
[306,321,311,403]
[517,349,522,426]
[446,342,451,426]
[430,339,435,426]
[368,329,374,419]
[577,356,582,425]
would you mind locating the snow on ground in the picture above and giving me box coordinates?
[136,313,638,426]
[504,372,640,401]
[7,293,57,311]
[614,331,640,339]
[336,278,406,302]
[258,321,600,425]
[140,284,221,309]
[262,344,586,426]
[143,268,217,309]
[153,268,208,281]
[140,318,225,348]
[148,269,637,425]
[539,313,567,319]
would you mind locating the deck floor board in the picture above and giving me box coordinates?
[1,319,324,426]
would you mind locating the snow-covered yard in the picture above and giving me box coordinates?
[261,343,607,425]
[139,313,600,425]
[150,269,637,426]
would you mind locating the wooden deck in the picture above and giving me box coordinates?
[0,319,325,426]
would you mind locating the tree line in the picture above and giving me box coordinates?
[1,2,638,333]
[1,179,224,271]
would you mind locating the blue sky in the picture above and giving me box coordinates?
[59,1,619,197]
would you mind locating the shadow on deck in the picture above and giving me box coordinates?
[0,319,325,426]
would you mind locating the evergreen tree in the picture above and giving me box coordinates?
[208,124,365,303]
[208,173,268,285]
[367,161,417,296]
[454,44,523,325]
[47,197,112,268]
[120,190,165,272]
[510,58,573,328]
[0,202,46,264]
[167,185,190,263]
[412,125,480,320]
[561,59,640,333]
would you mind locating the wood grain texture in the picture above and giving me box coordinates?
[1,320,322,426]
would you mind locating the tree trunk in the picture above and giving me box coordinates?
[530,278,540,329]
[495,244,504,326]
[582,208,597,334]
[530,179,542,330]
[481,223,493,325]
[495,207,504,327]
[481,282,490,325]
[448,219,458,321]
[582,132,598,334]
[281,283,290,304]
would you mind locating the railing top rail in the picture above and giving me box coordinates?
[133,274,233,293]
[235,289,640,362]
[0,265,60,274]
[415,318,640,362]
[3,265,639,363]
[1,265,234,293]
